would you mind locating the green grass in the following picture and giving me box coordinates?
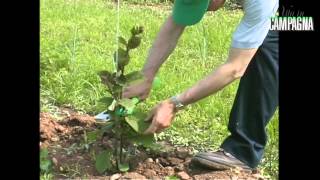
[122,0,173,4]
[40,173,54,180]
[40,0,278,179]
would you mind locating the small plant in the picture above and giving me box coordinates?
[40,148,52,173]
[93,26,157,174]
[165,175,180,180]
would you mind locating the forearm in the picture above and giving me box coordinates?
[143,15,185,81]
[177,63,237,105]
[177,48,257,106]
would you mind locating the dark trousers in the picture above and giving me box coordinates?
[221,30,279,168]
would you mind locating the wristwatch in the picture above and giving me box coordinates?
[170,96,185,111]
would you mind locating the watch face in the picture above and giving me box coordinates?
[176,100,184,108]
[175,102,184,109]
[170,96,184,110]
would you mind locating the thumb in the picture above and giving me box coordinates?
[122,90,138,99]
[122,89,131,99]
[145,106,157,122]
[144,117,157,135]
[139,93,148,101]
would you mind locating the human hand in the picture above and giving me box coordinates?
[207,0,226,11]
[144,99,177,134]
[122,77,153,100]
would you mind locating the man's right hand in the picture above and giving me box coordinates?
[122,78,153,100]
[122,15,184,100]
[207,0,225,11]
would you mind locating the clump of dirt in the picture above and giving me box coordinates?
[40,113,69,144]
[40,110,96,148]
[40,109,269,179]
[60,113,96,127]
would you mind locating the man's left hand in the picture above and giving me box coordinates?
[144,99,176,134]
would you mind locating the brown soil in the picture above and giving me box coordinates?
[40,109,269,180]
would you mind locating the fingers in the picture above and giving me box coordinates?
[144,118,166,135]
[143,101,175,135]
[207,0,225,11]
[144,106,157,122]
[144,116,158,135]
[155,129,164,133]
[144,125,157,135]
[122,87,147,100]
[140,93,148,101]
[144,106,163,134]
[122,87,134,99]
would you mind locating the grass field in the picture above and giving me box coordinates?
[40,0,278,179]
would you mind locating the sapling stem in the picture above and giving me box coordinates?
[120,129,123,163]
[97,26,147,173]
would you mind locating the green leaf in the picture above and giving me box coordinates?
[108,100,117,111]
[95,150,113,174]
[118,98,140,115]
[114,48,130,71]
[147,142,163,151]
[131,97,140,104]
[131,26,144,36]
[118,162,129,172]
[125,71,145,85]
[127,36,141,50]
[101,122,114,132]
[125,111,150,133]
[128,134,155,148]
[86,130,101,144]
[126,107,135,115]
[118,98,137,110]
[115,108,126,116]
[115,75,126,86]
[98,97,114,105]
[118,36,127,46]
[127,26,143,50]
[111,85,123,98]
[98,71,115,92]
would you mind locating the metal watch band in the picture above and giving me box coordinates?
[170,96,184,110]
